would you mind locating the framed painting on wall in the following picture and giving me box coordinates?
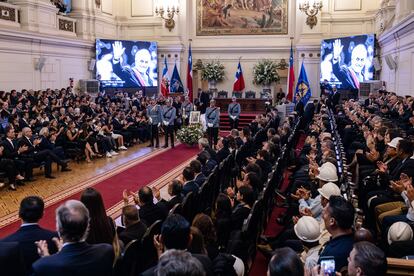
[196,0,288,36]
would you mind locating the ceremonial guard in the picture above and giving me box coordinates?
[205,100,220,147]
[147,98,162,148]
[182,96,193,125]
[162,98,176,148]
[228,96,241,130]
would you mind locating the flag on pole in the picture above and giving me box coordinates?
[233,61,245,92]
[294,62,312,105]
[187,43,193,101]
[170,62,184,93]
[287,41,295,102]
[161,57,169,97]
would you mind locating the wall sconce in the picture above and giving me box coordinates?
[155,0,180,32]
[299,0,323,29]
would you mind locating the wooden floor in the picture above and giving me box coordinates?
[0,140,166,219]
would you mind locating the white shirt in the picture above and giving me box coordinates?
[21,222,39,227]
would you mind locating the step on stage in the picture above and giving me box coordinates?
[214,98,267,131]
[214,98,268,114]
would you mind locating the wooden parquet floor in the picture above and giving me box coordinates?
[0,140,169,220]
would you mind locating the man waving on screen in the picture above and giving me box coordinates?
[332,39,368,90]
[112,41,154,87]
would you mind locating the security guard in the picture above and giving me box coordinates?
[147,97,162,147]
[162,98,176,148]
[182,96,193,125]
[228,96,241,130]
[205,99,220,147]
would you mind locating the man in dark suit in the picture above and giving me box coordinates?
[198,137,218,162]
[303,99,317,126]
[182,166,199,196]
[294,94,304,117]
[19,127,70,179]
[364,92,376,107]
[162,179,183,210]
[32,200,114,276]
[1,196,58,274]
[112,112,132,144]
[0,241,26,276]
[190,160,207,187]
[197,151,217,178]
[141,214,213,276]
[198,89,210,114]
[118,205,147,246]
[18,112,31,130]
[2,126,34,181]
[137,186,168,227]
[216,137,230,163]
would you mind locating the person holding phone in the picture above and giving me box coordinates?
[310,242,387,276]
[318,196,355,272]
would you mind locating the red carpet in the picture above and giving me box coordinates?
[0,144,199,238]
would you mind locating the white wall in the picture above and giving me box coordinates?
[0,0,386,96]
[379,13,414,96]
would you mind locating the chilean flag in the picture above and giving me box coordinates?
[161,56,169,97]
[187,43,193,101]
[287,41,295,102]
[233,61,245,92]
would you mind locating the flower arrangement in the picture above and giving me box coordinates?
[253,59,280,86]
[201,60,226,82]
[177,124,204,146]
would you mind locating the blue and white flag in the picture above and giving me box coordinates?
[170,62,184,93]
[294,62,311,105]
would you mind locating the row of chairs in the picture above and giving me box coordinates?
[327,109,362,226]
[239,116,303,268]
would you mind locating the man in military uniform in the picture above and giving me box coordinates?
[162,98,176,148]
[147,98,162,147]
[228,96,241,130]
[182,96,193,126]
[205,100,220,147]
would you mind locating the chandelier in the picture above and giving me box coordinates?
[299,0,323,29]
[155,0,180,32]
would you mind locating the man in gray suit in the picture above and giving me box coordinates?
[162,98,176,148]
[147,98,162,148]
[206,100,220,147]
[182,96,193,126]
[228,96,241,130]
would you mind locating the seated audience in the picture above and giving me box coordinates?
[231,185,255,231]
[267,247,304,276]
[190,159,207,187]
[182,166,199,196]
[135,186,168,226]
[32,200,114,276]
[162,179,184,210]
[319,195,355,271]
[0,196,58,274]
[155,249,206,276]
[141,214,213,276]
[118,205,147,246]
[80,188,116,246]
